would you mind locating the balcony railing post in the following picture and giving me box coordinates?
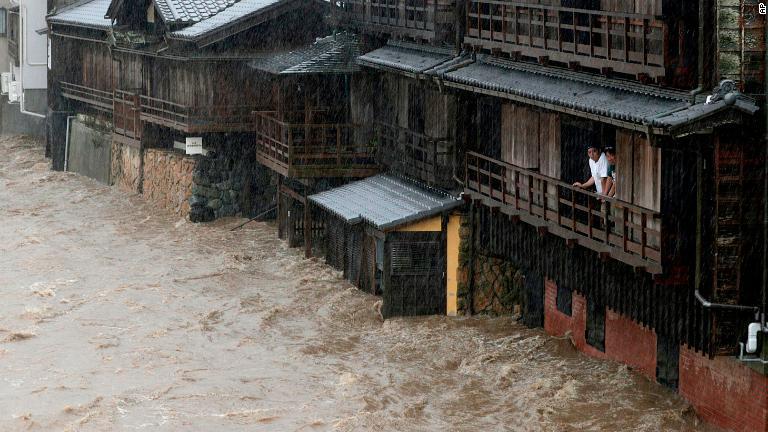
[641,213,648,259]
[622,206,629,253]
[604,200,610,244]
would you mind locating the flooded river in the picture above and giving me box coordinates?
[0,135,715,431]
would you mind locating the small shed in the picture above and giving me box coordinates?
[309,174,462,318]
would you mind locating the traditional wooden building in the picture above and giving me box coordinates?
[343,1,767,430]
[48,0,332,219]
[248,32,380,253]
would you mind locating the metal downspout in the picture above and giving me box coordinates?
[689,0,707,104]
[762,10,768,330]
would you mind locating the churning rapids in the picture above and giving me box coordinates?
[0,135,716,431]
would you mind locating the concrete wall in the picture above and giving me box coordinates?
[142,149,196,217]
[110,140,142,193]
[1,93,45,136]
[66,116,111,183]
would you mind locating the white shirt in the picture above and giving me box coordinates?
[589,153,609,194]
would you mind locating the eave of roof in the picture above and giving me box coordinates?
[436,55,758,136]
[356,42,454,77]
[47,0,113,31]
[168,0,326,47]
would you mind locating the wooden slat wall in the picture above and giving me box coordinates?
[632,134,661,212]
[501,104,540,169]
[538,112,561,178]
[424,88,452,139]
[398,77,409,129]
[599,0,662,15]
[614,129,661,211]
[615,129,634,203]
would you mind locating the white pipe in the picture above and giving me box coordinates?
[64,115,75,172]
[746,322,762,354]
[17,2,45,118]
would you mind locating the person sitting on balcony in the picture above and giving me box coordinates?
[573,144,609,196]
[604,146,616,198]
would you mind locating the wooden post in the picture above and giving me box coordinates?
[277,176,283,239]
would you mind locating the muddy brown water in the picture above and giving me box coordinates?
[0,135,716,431]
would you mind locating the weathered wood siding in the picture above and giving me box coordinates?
[501,104,539,169]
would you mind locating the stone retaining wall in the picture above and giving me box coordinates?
[142,149,196,217]
[110,141,142,193]
[457,215,521,316]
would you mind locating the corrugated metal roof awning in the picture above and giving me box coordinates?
[308,174,461,230]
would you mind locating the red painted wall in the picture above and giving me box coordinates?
[544,278,656,379]
[679,346,768,432]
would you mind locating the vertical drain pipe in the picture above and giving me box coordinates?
[63,115,75,172]
[762,14,768,330]
[690,0,707,103]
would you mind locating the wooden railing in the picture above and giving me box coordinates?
[376,122,454,188]
[60,82,114,113]
[139,95,259,133]
[465,151,662,272]
[465,1,668,79]
[334,0,452,40]
[254,111,378,178]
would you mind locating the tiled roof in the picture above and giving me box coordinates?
[170,0,285,40]
[48,0,113,30]
[440,55,759,134]
[308,174,461,230]
[154,0,239,24]
[249,33,360,75]
[442,55,688,125]
[357,42,453,75]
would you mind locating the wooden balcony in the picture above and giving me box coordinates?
[376,122,454,189]
[254,111,378,179]
[60,82,114,113]
[465,1,668,80]
[465,151,662,273]
[138,95,260,134]
[334,0,453,42]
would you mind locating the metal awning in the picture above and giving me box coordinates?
[308,174,461,231]
[357,42,453,77]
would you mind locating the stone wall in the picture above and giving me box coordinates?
[110,141,142,193]
[142,149,196,217]
[457,215,521,316]
[189,139,276,223]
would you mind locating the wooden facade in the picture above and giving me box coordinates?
[333,0,456,43]
[365,73,458,189]
[464,0,699,87]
